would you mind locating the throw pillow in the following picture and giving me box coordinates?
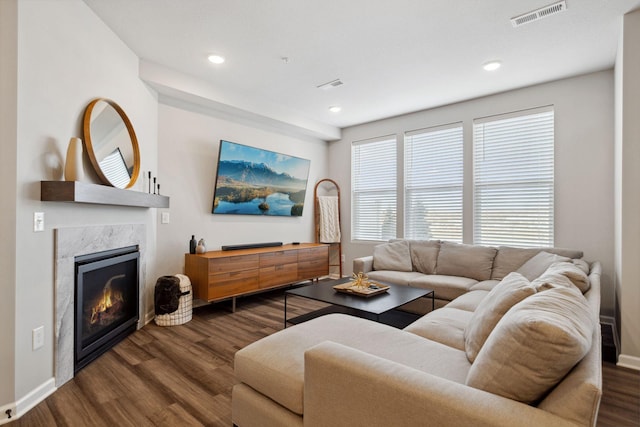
[572,258,590,275]
[466,286,594,404]
[435,242,498,281]
[372,240,412,272]
[464,272,535,363]
[516,251,570,281]
[531,271,576,293]
[534,261,590,293]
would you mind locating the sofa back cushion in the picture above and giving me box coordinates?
[491,246,584,280]
[464,272,535,362]
[435,242,497,281]
[373,240,412,272]
[407,240,440,274]
[466,286,594,404]
[516,251,571,281]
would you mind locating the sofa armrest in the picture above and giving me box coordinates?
[353,256,374,274]
[304,341,580,427]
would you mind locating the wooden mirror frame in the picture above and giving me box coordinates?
[82,98,140,189]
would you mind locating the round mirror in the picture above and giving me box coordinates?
[83,98,140,189]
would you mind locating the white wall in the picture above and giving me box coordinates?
[10,0,159,409]
[0,0,18,412]
[329,71,616,315]
[615,8,640,367]
[155,102,328,276]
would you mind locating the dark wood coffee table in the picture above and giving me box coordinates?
[284,277,433,329]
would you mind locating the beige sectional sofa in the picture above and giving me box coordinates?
[232,240,602,427]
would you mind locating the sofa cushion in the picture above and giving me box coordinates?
[572,258,590,274]
[541,261,590,293]
[531,271,576,292]
[373,240,412,272]
[464,272,535,362]
[435,242,497,281]
[446,290,490,312]
[403,307,473,351]
[516,251,570,281]
[531,263,591,294]
[466,286,594,404]
[407,240,440,274]
[408,274,477,301]
[469,279,499,292]
[366,270,425,286]
[491,246,584,280]
[234,314,471,415]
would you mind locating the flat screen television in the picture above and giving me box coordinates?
[211,140,311,216]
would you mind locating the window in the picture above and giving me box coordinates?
[351,136,397,241]
[473,107,554,247]
[404,124,463,242]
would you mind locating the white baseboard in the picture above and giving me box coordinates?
[0,402,16,425]
[618,354,640,371]
[0,378,57,424]
[143,309,155,325]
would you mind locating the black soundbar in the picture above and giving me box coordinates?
[221,242,283,251]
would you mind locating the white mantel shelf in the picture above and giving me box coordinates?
[41,181,170,208]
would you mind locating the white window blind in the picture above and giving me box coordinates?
[473,107,554,247]
[351,136,397,241]
[405,124,463,242]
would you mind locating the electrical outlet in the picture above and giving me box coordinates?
[161,212,170,224]
[33,212,44,232]
[32,326,44,350]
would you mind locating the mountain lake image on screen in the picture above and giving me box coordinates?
[211,140,311,216]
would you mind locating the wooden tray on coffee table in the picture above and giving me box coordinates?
[332,281,390,297]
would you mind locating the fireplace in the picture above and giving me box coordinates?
[74,245,139,373]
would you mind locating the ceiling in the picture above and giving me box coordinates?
[84,0,640,139]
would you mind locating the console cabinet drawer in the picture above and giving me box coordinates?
[259,263,298,288]
[210,254,258,273]
[208,270,259,299]
[298,246,328,262]
[298,259,329,279]
[259,250,297,267]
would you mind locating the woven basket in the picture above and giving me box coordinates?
[154,274,193,326]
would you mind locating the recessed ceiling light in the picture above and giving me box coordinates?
[483,61,502,71]
[208,54,225,64]
[329,106,342,113]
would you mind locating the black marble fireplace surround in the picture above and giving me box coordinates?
[74,246,139,373]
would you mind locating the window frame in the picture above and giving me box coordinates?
[472,106,555,248]
[404,122,464,242]
[351,135,398,242]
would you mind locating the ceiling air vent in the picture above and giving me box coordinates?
[511,1,567,28]
[317,79,344,91]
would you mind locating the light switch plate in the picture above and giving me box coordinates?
[32,326,44,350]
[34,212,44,232]
[161,212,170,224]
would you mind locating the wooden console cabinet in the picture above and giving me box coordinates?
[185,243,329,307]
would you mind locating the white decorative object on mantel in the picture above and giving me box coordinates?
[64,137,84,181]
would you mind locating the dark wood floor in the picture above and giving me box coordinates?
[12,288,640,427]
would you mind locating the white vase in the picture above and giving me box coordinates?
[196,239,207,254]
[64,137,84,181]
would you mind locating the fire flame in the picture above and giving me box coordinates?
[90,274,125,325]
